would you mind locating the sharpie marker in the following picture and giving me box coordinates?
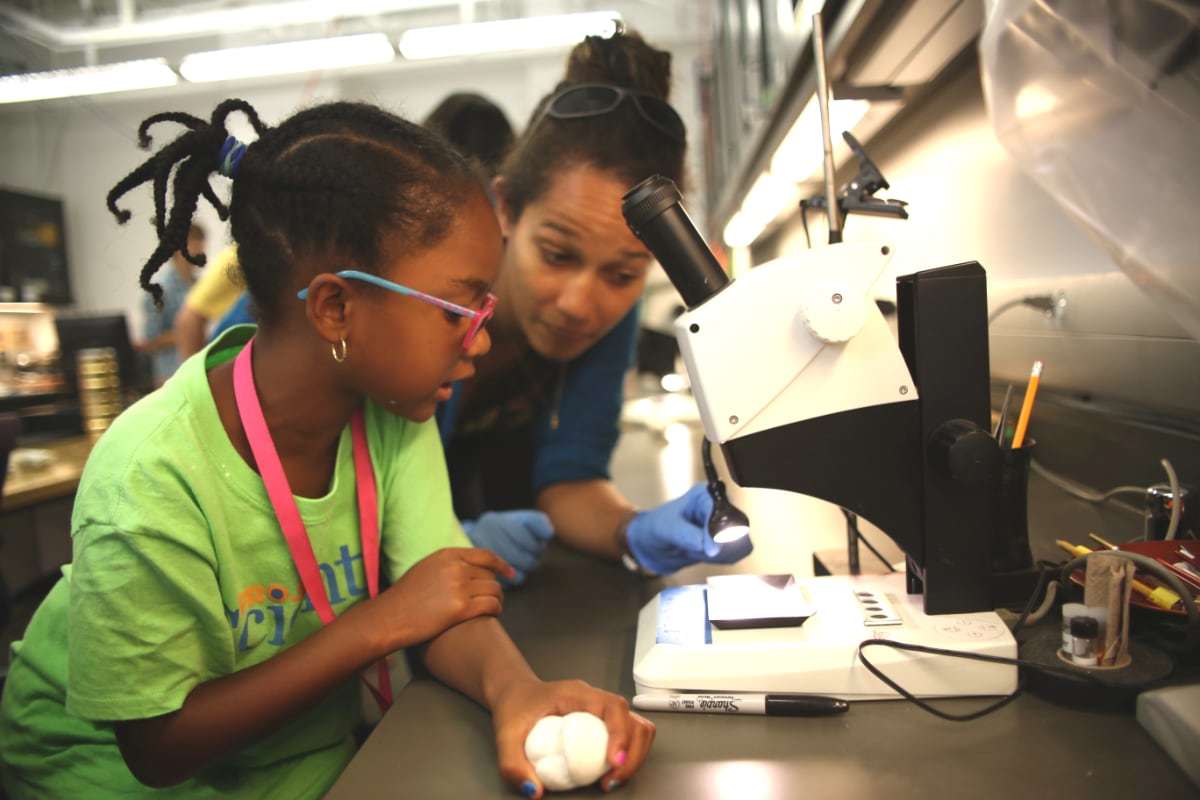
[632,693,849,717]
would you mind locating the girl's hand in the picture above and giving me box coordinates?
[368,547,515,651]
[491,678,655,798]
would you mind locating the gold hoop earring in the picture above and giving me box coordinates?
[331,337,348,363]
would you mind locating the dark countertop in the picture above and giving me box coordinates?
[327,461,1198,799]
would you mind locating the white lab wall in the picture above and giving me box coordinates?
[769,59,1199,415]
[0,81,329,338]
[0,43,706,345]
[0,108,65,199]
[774,61,1120,285]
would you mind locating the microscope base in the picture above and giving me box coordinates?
[633,572,1017,700]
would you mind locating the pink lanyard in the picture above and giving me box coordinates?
[232,338,392,712]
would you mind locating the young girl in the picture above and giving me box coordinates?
[0,99,653,799]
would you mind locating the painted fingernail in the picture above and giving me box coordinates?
[521,779,538,797]
[606,779,624,792]
[613,750,628,766]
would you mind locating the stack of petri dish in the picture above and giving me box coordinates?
[76,347,123,436]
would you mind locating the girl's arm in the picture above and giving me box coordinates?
[116,546,511,788]
[420,616,654,798]
[137,330,176,353]
[115,598,383,787]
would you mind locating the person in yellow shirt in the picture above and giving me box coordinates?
[173,245,242,359]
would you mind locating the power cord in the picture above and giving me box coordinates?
[855,552,1199,721]
[857,639,1100,722]
[988,293,1066,325]
[1031,458,1147,507]
[1033,457,1187,540]
[856,528,897,573]
[1162,459,1182,540]
[1010,561,1060,636]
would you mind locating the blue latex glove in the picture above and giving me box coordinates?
[625,483,754,575]
[461,510,554,586]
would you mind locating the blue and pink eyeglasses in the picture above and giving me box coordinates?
[297,269,497,352]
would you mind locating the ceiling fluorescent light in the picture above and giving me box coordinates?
[3,1,452,49]
[181,33,394,83]
[770,97,870,183]
[0,59,177,104]
[723,172,801,248]
[723,211,760,249]
[398,11,622,60]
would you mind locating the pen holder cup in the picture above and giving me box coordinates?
[992,439,1035,573]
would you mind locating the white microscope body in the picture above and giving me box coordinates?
[620,177,1017,700]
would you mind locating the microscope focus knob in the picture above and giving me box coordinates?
[798,276,868,343]
[928,419,999,486]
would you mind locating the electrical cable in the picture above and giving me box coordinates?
[1011,562,1059,636]
[857,640,1101,722]
[856,529,897,573]
[1032,457,1187,539]
[1162,458,1181,540]
[800,201,812,249]
[987,294,1063,325]
[701,437,717,482]
[856,552,1199,721]
[987,297,1027,324]
[1030,458,1147,505]
[1023,581,1059,627]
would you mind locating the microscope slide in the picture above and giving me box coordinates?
[706,574,817,630]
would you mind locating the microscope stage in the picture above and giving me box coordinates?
[633,572,1017,700]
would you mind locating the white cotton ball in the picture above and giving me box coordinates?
[524,712,610,792]
[525,716,564,763]
[533,753,574,792]
[560,712,609,786]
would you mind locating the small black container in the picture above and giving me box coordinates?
[992,439,1036,573]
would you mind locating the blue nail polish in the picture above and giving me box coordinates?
[521,779,538,797]
[606,779,623,792]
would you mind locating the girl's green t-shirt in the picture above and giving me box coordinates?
[0,326,468,798]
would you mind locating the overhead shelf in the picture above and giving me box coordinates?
[707,0,982,250]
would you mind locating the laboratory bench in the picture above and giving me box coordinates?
[1,434,90,606]
[327,438,1198,799]
[2,434,92,512]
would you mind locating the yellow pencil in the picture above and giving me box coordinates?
[1010,360,1042,449]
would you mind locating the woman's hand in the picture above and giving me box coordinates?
[362,547,515,653]
[625,483,754,575]
[491,678,655,798]
[462,510,555,586]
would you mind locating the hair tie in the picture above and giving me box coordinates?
[217,135,248,178]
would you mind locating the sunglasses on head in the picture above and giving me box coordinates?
[298,269,496,352]
[538,83,686,144]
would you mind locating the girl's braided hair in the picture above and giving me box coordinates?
[107,99,478,320]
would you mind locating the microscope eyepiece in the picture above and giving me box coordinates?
[622,176,683,230]
[621,175,730,309]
